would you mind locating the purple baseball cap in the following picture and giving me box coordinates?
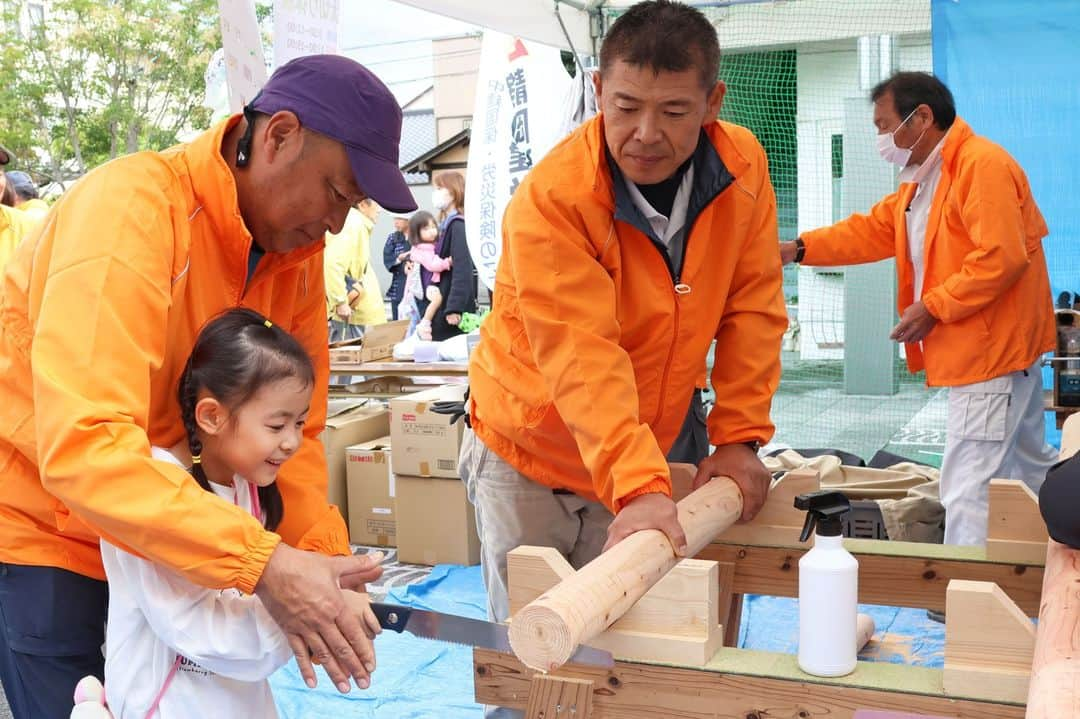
[252,54,417,213]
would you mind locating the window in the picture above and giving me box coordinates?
[27,2,44,27]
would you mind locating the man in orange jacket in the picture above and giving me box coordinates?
[781,72,1057,546]
[0,55,416,718]
[462,0,787,646]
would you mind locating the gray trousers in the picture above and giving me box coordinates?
[459,390,707,717]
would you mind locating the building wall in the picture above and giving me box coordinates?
[432,35,480,144]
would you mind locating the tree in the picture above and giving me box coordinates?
[0,0,220,186]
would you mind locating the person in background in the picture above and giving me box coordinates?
[0,170,16,207]
[0,54,414,718]
[324,198,387,343]
[780,72,1057,547]
[406,211,452,341]
[383,211,412,320]
[0,168,36,275]
[6,171,49,221]
[426,171,477,340]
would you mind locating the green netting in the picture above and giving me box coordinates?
[715,1,941,464]
[608,1,943,464]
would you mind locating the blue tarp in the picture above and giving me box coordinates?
[933,0,1080,303]
[271,565,485,719]
[271,563,949,718]
[933,0,1080,445]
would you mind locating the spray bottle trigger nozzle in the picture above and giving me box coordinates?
[799,511,817,543]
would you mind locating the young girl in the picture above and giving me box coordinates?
[399,210,452,340]
[77,308,380,718]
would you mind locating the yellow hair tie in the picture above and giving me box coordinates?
[191,454,201,465]
[264,320,273,329]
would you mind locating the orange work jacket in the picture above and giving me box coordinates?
[468,115,787,513]
[0,116,347,593]
[802,116,1054,387]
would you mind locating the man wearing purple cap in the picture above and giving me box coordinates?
[0,55,415,718]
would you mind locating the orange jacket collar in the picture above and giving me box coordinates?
[182,115,325,278]
[585,114,753,208]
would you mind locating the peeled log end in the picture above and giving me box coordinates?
[509,602,575,672]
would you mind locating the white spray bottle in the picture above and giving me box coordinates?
[794,490,858,677]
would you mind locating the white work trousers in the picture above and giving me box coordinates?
[939,359,1057,545]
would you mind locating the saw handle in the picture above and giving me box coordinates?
[370,602,411,633]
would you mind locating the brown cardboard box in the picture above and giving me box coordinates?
[346,437,396,546]
[395,474,479,566]
[389,385,467,478]
[319,400,390,526]
[359,320,410,362]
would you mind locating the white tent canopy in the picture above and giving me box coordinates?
[392,0,631,55]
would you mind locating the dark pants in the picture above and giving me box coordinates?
[0,564,108,719]
[666,388,709,465]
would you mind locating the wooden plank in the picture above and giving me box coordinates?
[985,479,1049,565]
[328,360,469,377]
[474,648,1025,719]
[524,675,593,719]
[943,580,1035,704]
[716,561,740,647]
[507,546,723,666]
[697,542,1044,617]
[714,468,819,546]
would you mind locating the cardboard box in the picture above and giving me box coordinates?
[390,385,467,478]
[346,437,396,546]
[395,474,480,566]
[359,319,410,362]
[328,336,364,364]
[319,400,390,526]
[345,375,428,397]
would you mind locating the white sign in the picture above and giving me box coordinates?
[465,31,574,291]
[273,0,340,66]
[217,0,268,112]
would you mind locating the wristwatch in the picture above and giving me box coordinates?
[793,237,806,264]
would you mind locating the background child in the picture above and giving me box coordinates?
[400,210,452,340]
[87,309,380,719]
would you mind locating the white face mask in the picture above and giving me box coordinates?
[876,108,927,167]
[431,187,451,211]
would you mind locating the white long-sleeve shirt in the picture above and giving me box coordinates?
[101,447,291,719]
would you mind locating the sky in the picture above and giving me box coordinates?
[338,1,479,104]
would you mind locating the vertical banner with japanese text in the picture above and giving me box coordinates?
[465,31,573,291]
[217,0,268,112]
[273,0,340,67]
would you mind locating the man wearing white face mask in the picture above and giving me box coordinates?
[780,71,1057,547]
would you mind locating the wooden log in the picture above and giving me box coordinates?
[508,477,743,672]
[507,546,723,665]
[1026,413,1080,718]
[1026,539,1080,717]
[857,612,875,652]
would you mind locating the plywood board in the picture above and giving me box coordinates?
[697,542,1044,617]
[474,648,1025,719]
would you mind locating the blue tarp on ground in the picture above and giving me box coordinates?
[271,563,950,718]
[738,595,945,667]
[271,564,485,719]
